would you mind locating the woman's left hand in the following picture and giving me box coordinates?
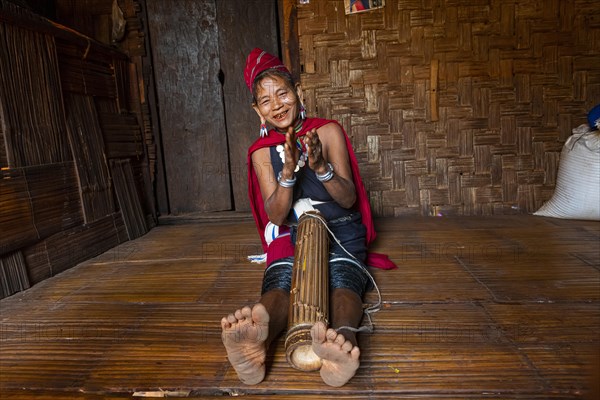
[304,129,328,174]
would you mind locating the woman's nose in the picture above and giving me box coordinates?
[272,96,283,109]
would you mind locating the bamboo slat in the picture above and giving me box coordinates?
[113,209,129,243]
[0,168,38,255]
[64,93,114,223]
[140,102,156,178]
[24,162,83,238]
[21,213,126,288]
[55,39,117,98]
[94,96,119,114]
[0,251,29,298]
[114,58,130,112]
[21,238,51,286]
[110,159,148,240]
[0,106,6,167]
[0,22,71,168]
[97,111,143,159]
[0,162,83,257]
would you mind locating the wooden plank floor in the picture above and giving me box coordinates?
[1,216,599,399]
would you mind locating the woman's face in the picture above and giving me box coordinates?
[253,75,300,131]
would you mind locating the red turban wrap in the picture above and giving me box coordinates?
[244,48,290,93]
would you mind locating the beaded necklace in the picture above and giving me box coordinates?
[275,119,307,172]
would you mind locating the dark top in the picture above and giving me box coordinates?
[269,145,367,261]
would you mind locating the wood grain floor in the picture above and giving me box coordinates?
[1,215,598,399]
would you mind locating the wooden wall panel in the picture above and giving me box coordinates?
[26,162,83,238]
[0,162,83,257]
[54,0,161,218]
[146,0,231,214]
[295,0,600,216]
[64,93,115,223]
[0,23,71,168]
[22,213,125,283]
[0,0,154,298]
[110,159,148,240]
[215,0,280,212]
[0,168,37,256]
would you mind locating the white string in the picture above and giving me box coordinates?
[302,213,382,334]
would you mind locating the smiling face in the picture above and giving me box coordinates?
[252,73,302,132]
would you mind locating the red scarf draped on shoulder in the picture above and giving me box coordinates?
[247,117,396,269]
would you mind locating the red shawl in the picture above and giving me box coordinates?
[247,118,396,269]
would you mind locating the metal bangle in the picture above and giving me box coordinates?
[277,171,296,188]
[315,162,334,182]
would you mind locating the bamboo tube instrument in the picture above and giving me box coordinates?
[284,210,329,371]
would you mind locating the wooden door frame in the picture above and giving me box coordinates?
[278,0,300,82]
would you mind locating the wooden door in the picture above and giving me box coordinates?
[146,0,279,214]
[216,0,280,212]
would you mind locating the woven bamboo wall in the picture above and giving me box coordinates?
[0,0,150,298]
[297,0,600,216]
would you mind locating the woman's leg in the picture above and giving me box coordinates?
[329,287,364,345]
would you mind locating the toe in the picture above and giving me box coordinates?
[310,321,327,343]
[234,309,245,320]
[227,313,238,324]
[326,329,338,342]
[241,306,253,319]
[251,303,270,325]
[341,340,353,352]
[221,317,230,330]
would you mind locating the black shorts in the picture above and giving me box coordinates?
[261,254,373,298]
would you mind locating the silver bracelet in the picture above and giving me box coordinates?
[315,162,334,182]
[277,171,296,188]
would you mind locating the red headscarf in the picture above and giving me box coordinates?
[244,48,290,93]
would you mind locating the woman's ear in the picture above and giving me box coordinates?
[252,103,264,121]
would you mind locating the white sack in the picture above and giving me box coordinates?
[534,124,600,221]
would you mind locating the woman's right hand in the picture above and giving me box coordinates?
[281,126,299,180]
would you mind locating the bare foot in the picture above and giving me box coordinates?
[310,321,360,387]
[221,303,269,385]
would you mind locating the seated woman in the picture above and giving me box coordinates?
[220,48,393,387]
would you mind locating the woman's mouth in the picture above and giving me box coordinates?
[273,110,288,121]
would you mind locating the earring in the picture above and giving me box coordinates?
[259,121,268,138]
[299,103,307,120]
